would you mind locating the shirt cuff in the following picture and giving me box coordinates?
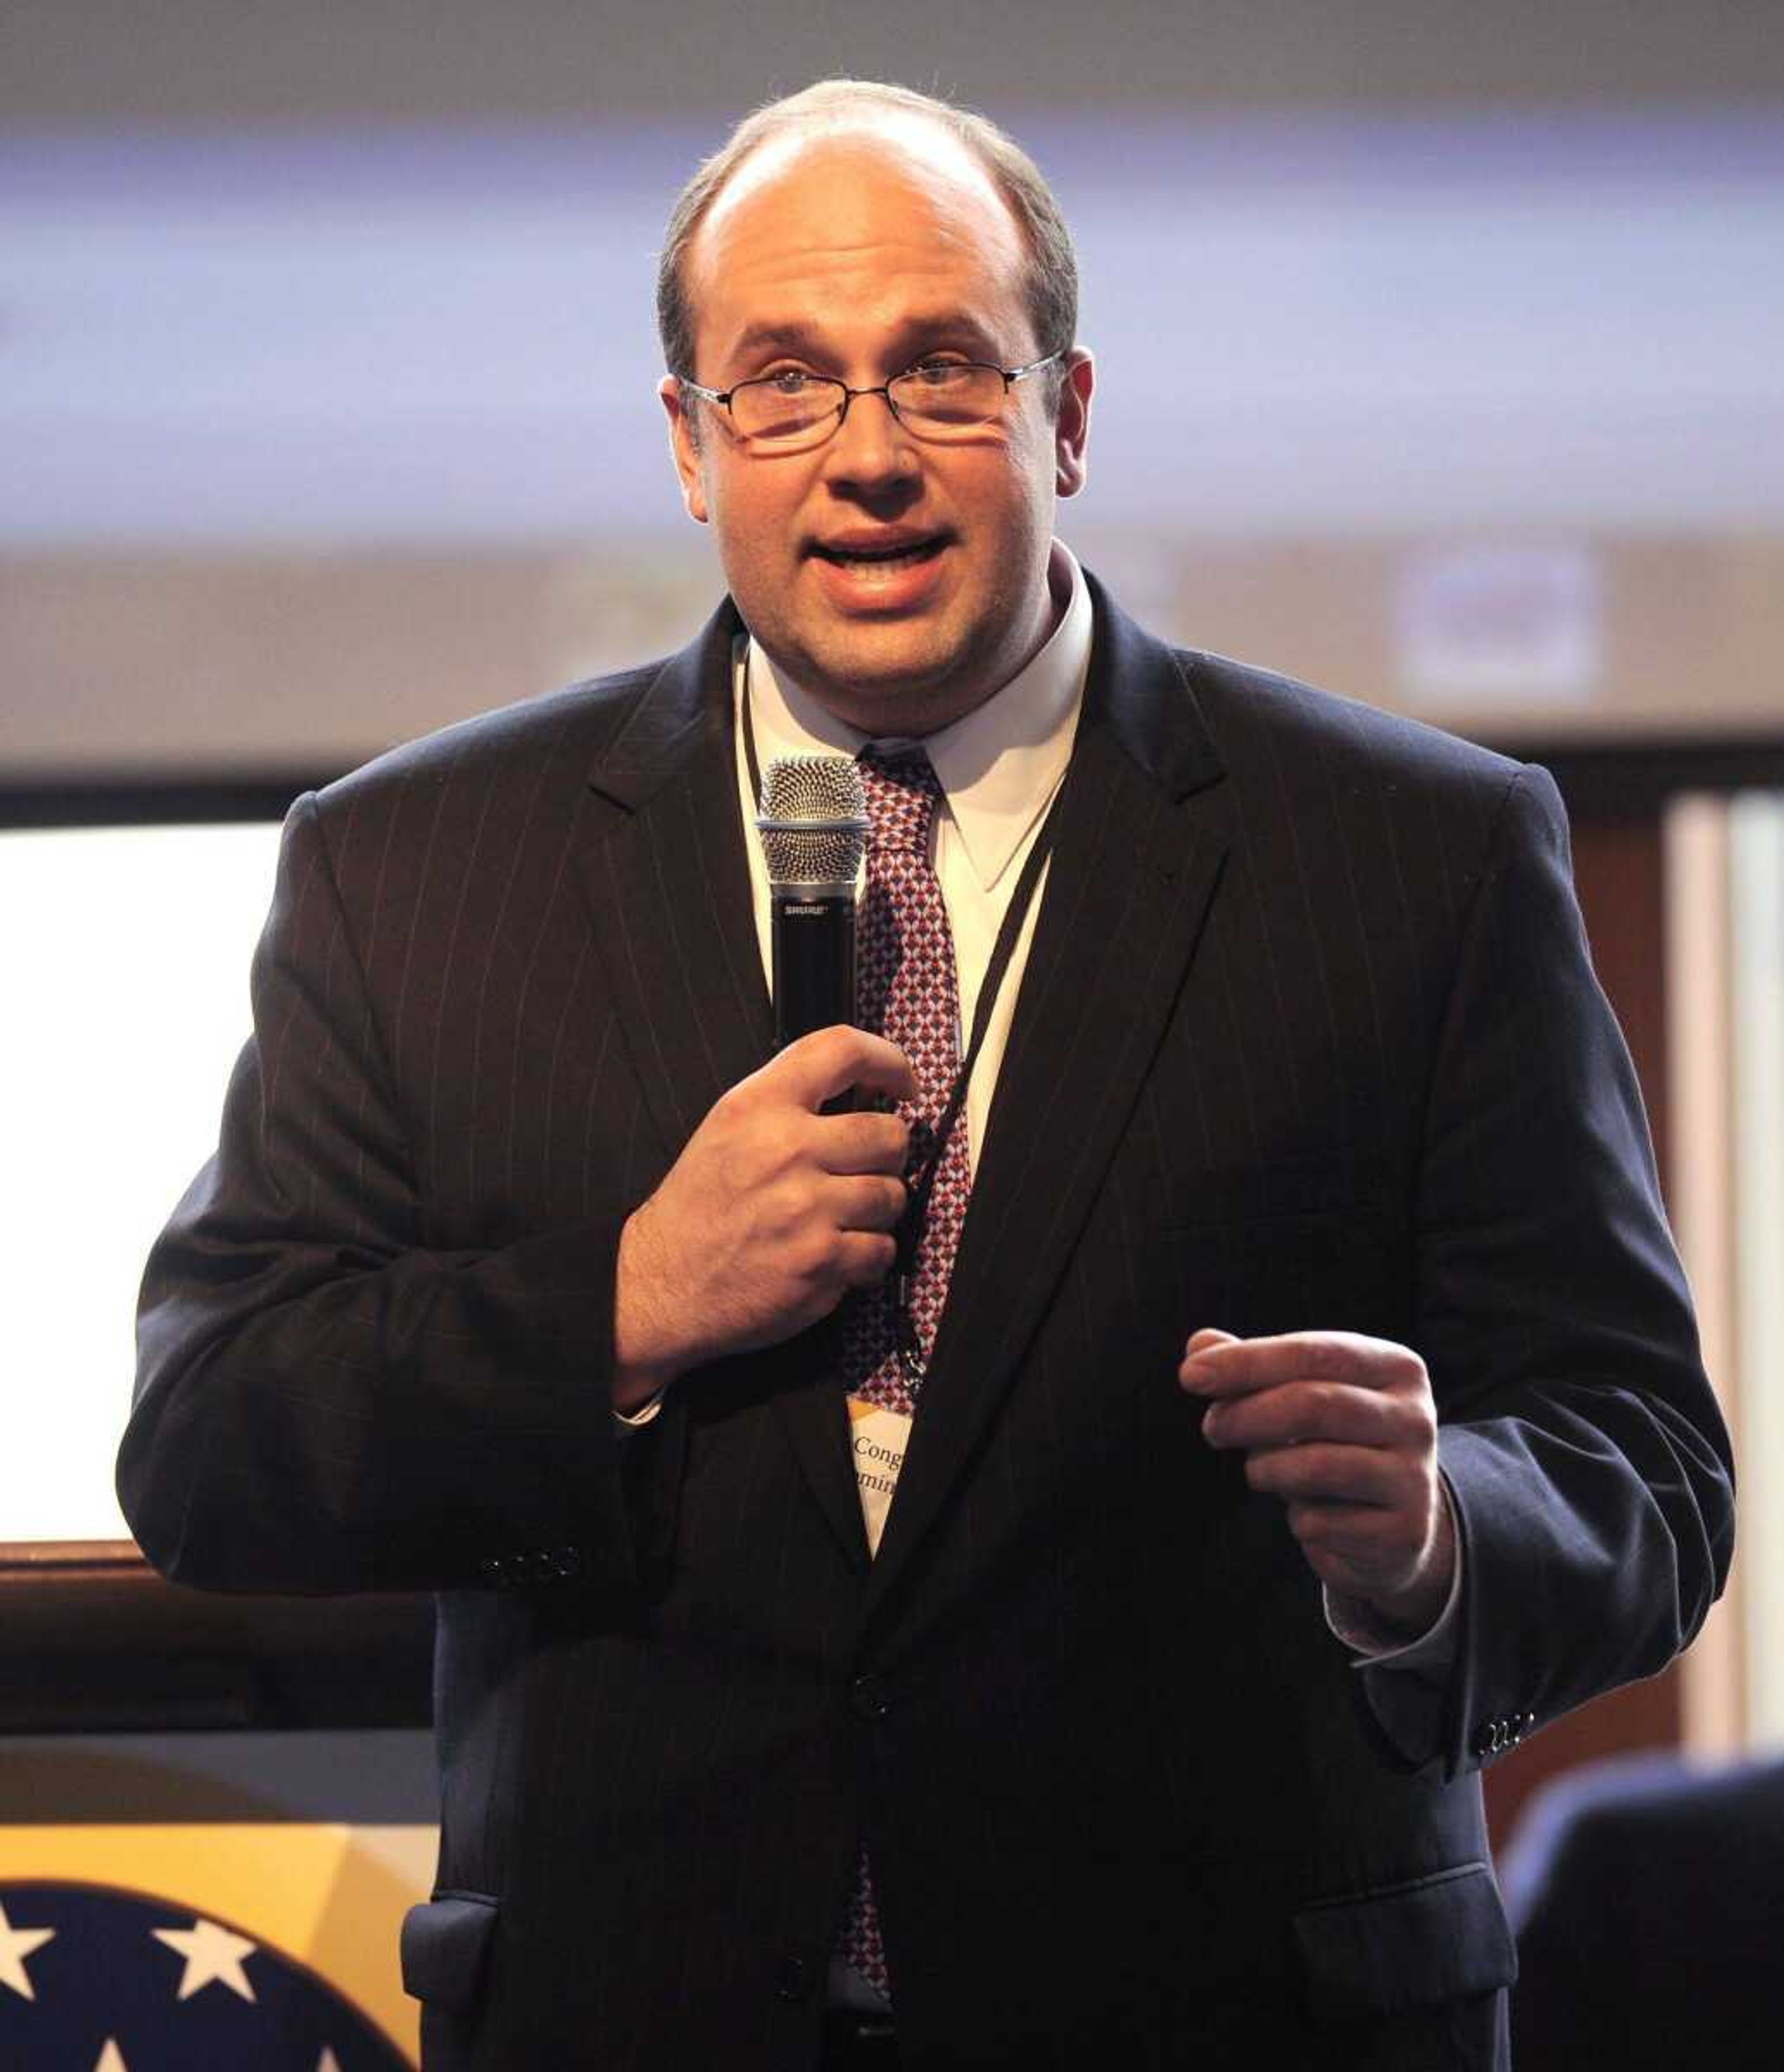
[1323,1474,1463,1672]
[614,1390,666,1429]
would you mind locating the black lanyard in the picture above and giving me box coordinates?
[742,667,1063,1380]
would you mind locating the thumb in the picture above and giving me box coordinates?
[770,1025,918,1110]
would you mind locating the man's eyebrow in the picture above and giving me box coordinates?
[895,316,1003,359]
[728,321,828,361]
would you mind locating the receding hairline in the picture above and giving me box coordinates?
[684,123,1032,347]
[657,80,1079,381]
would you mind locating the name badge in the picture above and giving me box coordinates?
[846,1397,912,1556]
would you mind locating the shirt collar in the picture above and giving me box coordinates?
[742,541,1092,894]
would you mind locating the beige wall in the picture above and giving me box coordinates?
[7,532,1781,778]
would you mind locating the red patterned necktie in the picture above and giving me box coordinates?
[834,744,974,1999]
[838,745,974,1412]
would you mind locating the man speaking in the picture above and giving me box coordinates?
[120,80,1733,2071]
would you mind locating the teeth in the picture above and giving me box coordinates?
[824,540,939,564]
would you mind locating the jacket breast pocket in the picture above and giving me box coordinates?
[1155,1175,1405,1343]
[1292,1861,1516,2022]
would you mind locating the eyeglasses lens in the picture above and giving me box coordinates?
[731,366,1006,446]
[890,365,1004,429]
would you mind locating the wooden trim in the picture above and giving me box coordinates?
[1664,799,1748,1755]
[0,1542,432,1734]
[0,1540,146,1572]
[0,776,330,830]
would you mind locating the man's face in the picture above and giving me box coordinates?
[661,123,1093,736]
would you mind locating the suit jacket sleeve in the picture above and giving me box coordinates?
[1384,763,1732,1777]
[119,789,656,1597]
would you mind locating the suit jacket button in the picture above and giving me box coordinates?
[1471,1721,1496,1759]
[479,1557,505,1587]
[850,1674,890,1722]
[774,1955,813,2002]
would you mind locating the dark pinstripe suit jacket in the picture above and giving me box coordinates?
[122,577,1732,2071]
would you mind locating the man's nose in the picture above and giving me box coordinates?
[821,388,920,490]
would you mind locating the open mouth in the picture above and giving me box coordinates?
[812,534,950,572]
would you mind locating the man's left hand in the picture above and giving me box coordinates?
[1180,1328,1455,1640]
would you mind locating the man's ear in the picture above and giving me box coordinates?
[658,375,710,524]
[1053,349,1094,499]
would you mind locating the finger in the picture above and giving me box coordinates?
[1181,1330,1421,1399]
[828,1173,908,1234]
[1183,1327,1238,1360]
[1200,1379,1409,1453]
[1286,1502,1431,1596]
[1285,1499,1405,1550]
[833,1229,899,1289]
[1242,1442,1409,1509]
[813,1110,912,1177]
[1286,1497,1388,1537]
[769,1026,919,1111]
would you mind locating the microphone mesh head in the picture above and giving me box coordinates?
[756,754,868,888]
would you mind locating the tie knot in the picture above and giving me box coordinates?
[858,747,942,854]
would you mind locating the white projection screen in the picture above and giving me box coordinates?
[1,824,283,1541]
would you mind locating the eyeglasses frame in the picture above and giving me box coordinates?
[675,349,1067,447]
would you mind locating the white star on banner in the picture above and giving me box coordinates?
[0,1900,56,2000]
[151,1917,258,2002]
[94,2043,129,2072]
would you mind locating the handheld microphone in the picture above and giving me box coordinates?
[755,754,868,1050]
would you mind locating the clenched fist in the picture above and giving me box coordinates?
[1181,1327,1456,1640]
[612,1026,918,1409]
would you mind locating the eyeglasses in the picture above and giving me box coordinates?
[676,351,1065,452]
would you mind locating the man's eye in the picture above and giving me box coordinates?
[764,370,817,394]
[908,359,972,388]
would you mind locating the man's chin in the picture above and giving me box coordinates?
[804,667,976,738]
[782,628,993,736]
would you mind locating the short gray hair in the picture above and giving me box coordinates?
[656,78,1079,382]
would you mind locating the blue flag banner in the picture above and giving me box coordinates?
[0,1825,433,2069]
[0,1880,412,2070]
[0,1878,416,2070]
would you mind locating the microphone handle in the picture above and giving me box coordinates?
[771,886,857,1059]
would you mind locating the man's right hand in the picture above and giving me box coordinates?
[611,1026,917,1410]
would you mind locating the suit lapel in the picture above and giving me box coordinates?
[577,601,773,1154]
[577,604,866,1567]
[865,579,1231,1612]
